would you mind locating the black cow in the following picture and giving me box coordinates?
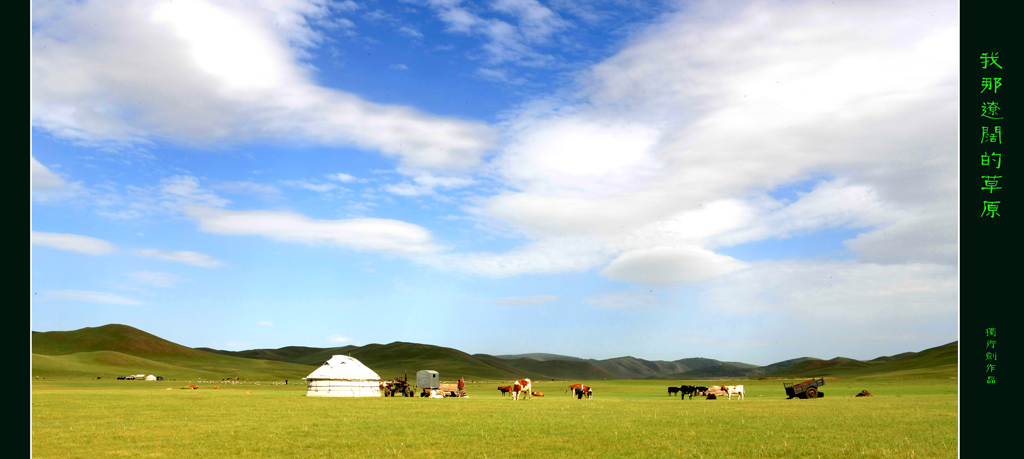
[706,393,717,400]
[679,385,697,400]
[668,386,681,396]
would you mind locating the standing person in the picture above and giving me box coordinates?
[458,377,466,397]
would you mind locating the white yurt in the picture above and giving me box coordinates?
[304,355,381,397]
[144,375,157,381]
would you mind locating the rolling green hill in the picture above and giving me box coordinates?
[761,342,958,378]
[474,354,618,380]
[32,324,958,382]
[32,325,317,381]
[33,324,204,357]
[203,341,546,381]
[494,353,589,362]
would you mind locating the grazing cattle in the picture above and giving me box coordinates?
[497,386,512,396]
[722,385,745,400]
[695,386,709,395]
[856,390,872,397]
[585,387,593,399]
[706,393,717,400]
[568,383,585,396]
[511,379,532,400]
[668,386,681,396]
[532,391,544,397]
[679,385,697,400]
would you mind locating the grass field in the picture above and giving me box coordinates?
[31,377,957,458]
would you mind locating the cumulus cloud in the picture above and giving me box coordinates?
[257,320,273,327]
[31,231,115,255]
[31,0,494,169]
[127,271,179,287]
[36,290,145,306]
[437,0,957,289]
[184,205,441,255]
[491,295,559,305]
[136,248,225,267]
[328,334,352,343]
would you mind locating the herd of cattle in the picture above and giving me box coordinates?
[669,384,745,400]
[494,380,744,400]
[495,380,592,400]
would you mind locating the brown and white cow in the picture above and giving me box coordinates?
[511,379,532,400]
[723,385,745,400]
[568,383,585,397]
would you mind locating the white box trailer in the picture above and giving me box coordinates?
[416,370,440,390]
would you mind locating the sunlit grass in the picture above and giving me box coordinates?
[32,378,956,458]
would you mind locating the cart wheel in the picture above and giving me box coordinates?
[805,388,818,399]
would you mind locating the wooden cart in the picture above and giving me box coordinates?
[783,378,826,399]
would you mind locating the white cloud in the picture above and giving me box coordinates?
[31,0,494,170]
[127,271,179,287]
[31,231,115,255]
[36,290,145,306]
[435,0,957,285]
[126,272,179,286]
[31,156,79,201]
[491,0,569,42]
[700,260,957,319]
[280,180,343,193]
[185,205,441,255]
[398,26,423,39]
[257,320,273,327]
[31,156,67,192]
[136,248,225,267]
[390,64,409,70]
[326,173,356,182]
[601,246,746,285]
[421,0,565,66]
[423,236,611,277]
[584,291,660,310]
[160,175,230,207]
[212,181,281,197]
[382,172,475,196]
[328,334,352,343]
[491,295,559,305]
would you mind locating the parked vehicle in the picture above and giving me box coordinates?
[783,378,825,399]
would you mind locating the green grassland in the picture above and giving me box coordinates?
[31,325,958,457]
[32,377,957,458]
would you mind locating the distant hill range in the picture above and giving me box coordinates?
[32,324,957,381]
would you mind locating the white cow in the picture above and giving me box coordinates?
[723,385,745,400]
[511,379,532,400]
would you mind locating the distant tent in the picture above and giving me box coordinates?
[145,375,156,381]
[304,355,381,397]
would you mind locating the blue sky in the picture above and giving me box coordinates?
[31,0,958,365]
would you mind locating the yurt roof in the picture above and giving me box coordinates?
[305,355,381,381]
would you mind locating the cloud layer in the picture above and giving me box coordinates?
[442,0,957,289]
[184,205,441,255]
[31,0,494,169]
